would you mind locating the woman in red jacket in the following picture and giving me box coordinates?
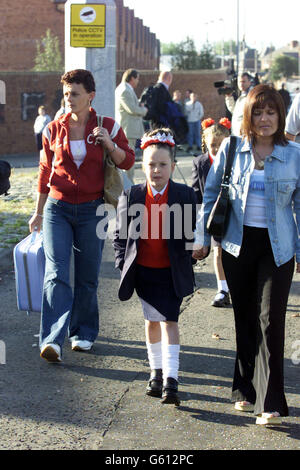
[29,69,134,362]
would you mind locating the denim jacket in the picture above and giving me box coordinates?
[195,136,300,266]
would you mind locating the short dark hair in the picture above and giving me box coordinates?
[122,69,139,83]
[242,84,288,146]
[61,69,96,93]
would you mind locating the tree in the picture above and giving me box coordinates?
[198,43,215,70]
[33,29,63,72]
[170,37,200,70]
[271,55,298,80]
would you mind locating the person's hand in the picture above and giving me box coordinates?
[93,126,112,149]
[28,213,43,233]
[192,245,209,260]
[296,263,300,273]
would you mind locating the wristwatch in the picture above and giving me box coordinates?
[110,142,118,153]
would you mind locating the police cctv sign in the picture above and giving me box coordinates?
[70,4,106,48]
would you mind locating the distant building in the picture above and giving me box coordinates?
[261,41,300,72]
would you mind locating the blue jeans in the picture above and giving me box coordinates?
[40,197,107,351]
[188,121,201,148]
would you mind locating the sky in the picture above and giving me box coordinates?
[123,0,300,52]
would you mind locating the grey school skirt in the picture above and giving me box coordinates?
[135,264,182,322]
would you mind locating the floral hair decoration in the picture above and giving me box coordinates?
[140,132,176,150]
[201,117,231,131]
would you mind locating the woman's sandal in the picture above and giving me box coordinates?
[234,401,255,412]
[256,412,282,425]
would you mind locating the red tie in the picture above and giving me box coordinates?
[154,193,161,202]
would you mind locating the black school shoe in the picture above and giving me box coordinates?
[161,377,180,406]
[146,369,163,397]
[211,290,231,308]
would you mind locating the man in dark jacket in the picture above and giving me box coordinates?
[151,71,173,129]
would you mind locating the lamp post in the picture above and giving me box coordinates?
[236,0,240,74]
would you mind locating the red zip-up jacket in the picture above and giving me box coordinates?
[37,108,135,204]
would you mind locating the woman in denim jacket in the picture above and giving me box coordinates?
[193,84,300,426]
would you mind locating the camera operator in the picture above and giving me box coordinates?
[225,72,253,136]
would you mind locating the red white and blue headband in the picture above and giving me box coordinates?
[140,132,176,150]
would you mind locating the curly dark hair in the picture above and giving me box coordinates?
[61,69,96,93]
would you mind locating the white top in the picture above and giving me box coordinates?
[286,93,300,136]
[185,100,204,122]
[244,169,267,228]
[33,114,51,134]
[70,140,87,168]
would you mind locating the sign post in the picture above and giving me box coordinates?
[65,0,116,117]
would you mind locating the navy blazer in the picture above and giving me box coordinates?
[191,152,211,205]
[113,179,197,301]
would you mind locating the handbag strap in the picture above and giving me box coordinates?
[222,136,237,188]
[97,115,107,164]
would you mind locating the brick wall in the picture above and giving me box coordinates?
[0,72,62,155]
[0,0,65,71]
[0,69,226,156]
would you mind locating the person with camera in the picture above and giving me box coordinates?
[193,84,300,426]
[225,72,253,136]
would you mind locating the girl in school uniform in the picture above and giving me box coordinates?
[113,128,197,406]
[191,117,231,307]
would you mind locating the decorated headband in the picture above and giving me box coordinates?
[201,117,231,131]
[140,132,176,150]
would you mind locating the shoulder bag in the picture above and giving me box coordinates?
[206,136,237,238]
[97,115,123,208]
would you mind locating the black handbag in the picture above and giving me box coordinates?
[206,136,237,238]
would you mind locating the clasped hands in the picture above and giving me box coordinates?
[192,244,209,260]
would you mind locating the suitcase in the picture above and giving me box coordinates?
[13,231,45,314]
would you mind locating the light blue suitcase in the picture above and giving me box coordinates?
[13,232,45,314]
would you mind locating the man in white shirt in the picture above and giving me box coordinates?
[185,93,204,151]
[285,93,300,141]
[115,69,148,182]
[225,73,253,136]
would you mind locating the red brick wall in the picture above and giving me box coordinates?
[0,0,65,71]
[0,70,227,156]
[0,72,61,155]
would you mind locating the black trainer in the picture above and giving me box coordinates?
[146,369,163,397]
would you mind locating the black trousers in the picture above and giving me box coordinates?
[222,226,294,416]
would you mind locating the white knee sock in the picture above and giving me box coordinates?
[146,341,162,370]
[162,344,180,382]
[217,279,229,292]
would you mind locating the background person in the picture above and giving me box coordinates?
[285,92,300,141]
[150,71,173,129]
[115,68,148,182]
[191,117,231,307]
[225,72,253,136]
[33,106,51,153]
[193,84,300,426]
[185,92,204,152]
[29,69,134,363]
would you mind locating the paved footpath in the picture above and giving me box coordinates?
[0,154,299,453]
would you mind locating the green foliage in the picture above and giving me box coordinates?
[32,29,63,72]
[198,43,215,70]
[163,37,215,70]
[271,55,298,80]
